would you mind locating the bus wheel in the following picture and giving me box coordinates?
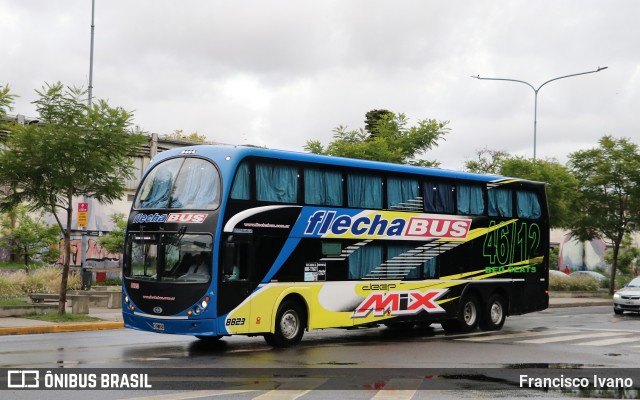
[264,300,306,347]
[441,294,480,333]
[479,294,506,331]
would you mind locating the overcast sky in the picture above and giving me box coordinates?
[1,0,637,169]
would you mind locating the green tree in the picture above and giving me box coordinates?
[464,149,579,229]
[0,205,60,269]
[364,109,393,136]
[604,235,639,278]
[165,129,207,143]
[464,148,511,174]
[305,111,449,166]
[568,136,640,294]
[0,82,146,312]
[0,84,17,132]
[98,213,127,255]
[500,157,579,229]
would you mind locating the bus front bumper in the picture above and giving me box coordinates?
[123,311,219,337]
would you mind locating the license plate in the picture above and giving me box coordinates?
[152,322,165,331]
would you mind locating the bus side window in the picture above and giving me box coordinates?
[516,190,541,219]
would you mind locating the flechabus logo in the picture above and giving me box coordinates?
[352,289,448,318]
[301,209,471,241]
[133,213,207,224]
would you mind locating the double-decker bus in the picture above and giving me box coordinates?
[123,145,549,347]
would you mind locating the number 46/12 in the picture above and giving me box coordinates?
[483,221,540,266]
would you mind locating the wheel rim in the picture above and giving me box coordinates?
[463,301,477,326]
[280,310,300,339]
[489,301,503,324]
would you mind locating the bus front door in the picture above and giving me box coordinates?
[218,237,254,334]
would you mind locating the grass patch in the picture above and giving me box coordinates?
[0,298,31,306]
[23,313,102,323]
[0,261,48,271]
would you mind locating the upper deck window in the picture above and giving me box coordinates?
[348,174,382,209]
[304,168,343,206]
[387,177,421,211]
[256,163,298,203]
[457,183,485,215]
[424,181,454,214]
[230,162,251,200]
[135,158,220,210]
[488,187,513,217]
[517,190,542,219]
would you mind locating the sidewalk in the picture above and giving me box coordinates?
[0,305,123,336]
[0,296,612,336]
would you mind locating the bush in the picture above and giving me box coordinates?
[566,276,600,291]
[550,275,600,291]
[0,266,81,294]
[549,275,569,291]
[0,274,24,295]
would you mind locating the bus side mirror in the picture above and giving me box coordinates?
[223,242,235,276]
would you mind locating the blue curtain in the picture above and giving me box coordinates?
[457,184,485,215]
[349,245,382,279]
[169,159,219,209]
[488,188,513,217]
[304,168,343,206]
[424,182,454,213]
[230,162,251,200]
[387,177,419,210]
[348,174,382,209]
[387,244,416,279]
[387,245,437,279]
[256,163,298,203]
[517,191,541,219]
[138,158,182,209]
[423,258,436,278]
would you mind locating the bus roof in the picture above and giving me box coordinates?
[151,144,542,186]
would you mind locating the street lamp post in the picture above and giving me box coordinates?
[471,66,608,160]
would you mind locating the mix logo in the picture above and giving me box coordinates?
[352,289,448,318]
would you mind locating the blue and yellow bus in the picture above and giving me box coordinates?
[123,145,549,347]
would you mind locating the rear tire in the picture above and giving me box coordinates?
[441,294,480,333]
[479,294,506,331]
[264,300,306,347]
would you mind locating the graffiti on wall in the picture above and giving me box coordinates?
[558,234,607,272]
[58,238,121,268]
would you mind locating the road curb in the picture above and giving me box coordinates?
[549,301,611,308]
[0,321,123,336]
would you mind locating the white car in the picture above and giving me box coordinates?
[613,277,640,315]
[549,270,569,279]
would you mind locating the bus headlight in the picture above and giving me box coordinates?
[201,300,208,308]
[194,306,201,315]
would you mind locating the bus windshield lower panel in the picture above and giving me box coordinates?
[125,232,213,283]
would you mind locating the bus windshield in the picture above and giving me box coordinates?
[125,232,213,283]
[135,157,220,210]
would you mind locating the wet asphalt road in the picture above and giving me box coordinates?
[2,306,639,399]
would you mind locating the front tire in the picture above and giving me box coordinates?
[264,300,306,347]
[479,294,506,331]
[614,308,624,315]
[441,294,480,333]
